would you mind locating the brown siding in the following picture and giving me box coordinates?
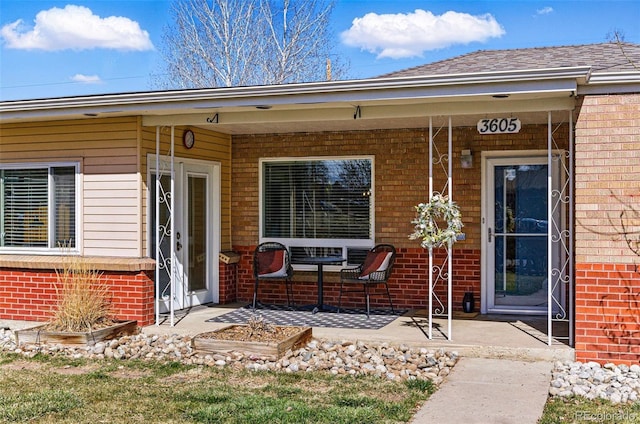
[1,117,142,257]
[140,126,232,255]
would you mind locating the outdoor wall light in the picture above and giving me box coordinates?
[460,149,473,168]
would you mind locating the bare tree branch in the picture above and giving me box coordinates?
[153,0,348,89]
[606,29,640,71]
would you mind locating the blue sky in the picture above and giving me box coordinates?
[1,0,639,101]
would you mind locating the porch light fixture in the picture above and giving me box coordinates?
[461,149,473,168]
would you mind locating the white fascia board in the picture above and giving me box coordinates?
[577,71,640,95]
[0,67,589,121]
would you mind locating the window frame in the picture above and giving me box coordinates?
[0,161,80,254]
[259,156,375,271]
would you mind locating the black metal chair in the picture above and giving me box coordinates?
[252,242,294,309]
[338,244,396,318]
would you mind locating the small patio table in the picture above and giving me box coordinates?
[297,256,345,313]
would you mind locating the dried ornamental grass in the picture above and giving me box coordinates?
[49,256,114,332]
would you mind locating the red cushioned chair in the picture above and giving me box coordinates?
[252,242,294,309]
[338,244,396,318]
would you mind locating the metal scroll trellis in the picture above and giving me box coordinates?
[154,126,178,327]
[547,111,574,346]
[427,117,454,341]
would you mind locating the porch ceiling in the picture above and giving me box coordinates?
[141,94,576,135]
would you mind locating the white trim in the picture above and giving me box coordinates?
[481,152,564,315]
[0,68,592,126]
[259,155,375,269]
[0,161,81,255]
[147,154,221,308]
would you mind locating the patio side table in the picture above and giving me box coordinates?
[297,256,345,313]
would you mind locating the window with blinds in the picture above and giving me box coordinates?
[261,158,373,251]
[1,164,77,249]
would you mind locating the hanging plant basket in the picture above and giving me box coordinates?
[409,194,463,249]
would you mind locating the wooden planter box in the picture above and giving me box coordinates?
[192,325,312,359]
[15,320,138,347]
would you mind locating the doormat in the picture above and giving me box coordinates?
[205,304,405,330]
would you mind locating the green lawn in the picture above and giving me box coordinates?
[5,351,639,423]
[0,352,434,423]
[539,397,640,423]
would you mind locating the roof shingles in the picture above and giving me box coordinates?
[382,43,640,78]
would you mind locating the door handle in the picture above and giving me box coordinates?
[177,241,182,251]
[488,227,493,243]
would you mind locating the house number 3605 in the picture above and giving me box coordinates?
[477,117,521,134]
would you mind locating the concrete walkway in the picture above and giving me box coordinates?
[411,357,553,424]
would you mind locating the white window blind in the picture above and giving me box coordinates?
[1,165,76,249]
[52,167,76,247]
[262,158,372,241]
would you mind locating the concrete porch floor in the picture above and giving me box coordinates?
[145,304,575,362]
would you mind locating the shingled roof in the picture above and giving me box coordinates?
[382,42,640,78]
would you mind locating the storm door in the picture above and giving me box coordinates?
[484,155,564,314]
[150,160,216,315]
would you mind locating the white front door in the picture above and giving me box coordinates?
[483,154,563,315]
[150,159,219,313]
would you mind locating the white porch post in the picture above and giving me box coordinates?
[155,127,160,326]
[426,116,453,341]
[447,116,453,340]
[547,112,553,346]
[169,126,176,327]
[428,117,434,340]
[569,110,575,347]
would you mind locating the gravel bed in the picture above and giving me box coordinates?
[550,360,640,404]
[0,328,458,384]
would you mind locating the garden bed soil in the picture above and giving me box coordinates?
[192,325,312,359]
[15,320,138,346]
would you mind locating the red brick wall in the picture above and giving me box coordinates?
[231,125,564,312]
[574,263,639,364]
[574,93,640,365]
[218,262,238,304]
[231,245,481,312]
[0,268,155,326]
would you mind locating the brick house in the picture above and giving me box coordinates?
[1,42,638,364]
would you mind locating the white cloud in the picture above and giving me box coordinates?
[70,74,103,84]
[536,7,554,15]
[341,9,505,59]
[0,5,154,51]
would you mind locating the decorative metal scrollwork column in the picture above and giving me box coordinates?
[427,117,454,341]
[155,126,176,326]
[547,111,574,346]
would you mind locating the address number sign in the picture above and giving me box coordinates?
[477,117,521,134]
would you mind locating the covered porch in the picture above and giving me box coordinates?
[147,303,574,362]
[146,68,581,350]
